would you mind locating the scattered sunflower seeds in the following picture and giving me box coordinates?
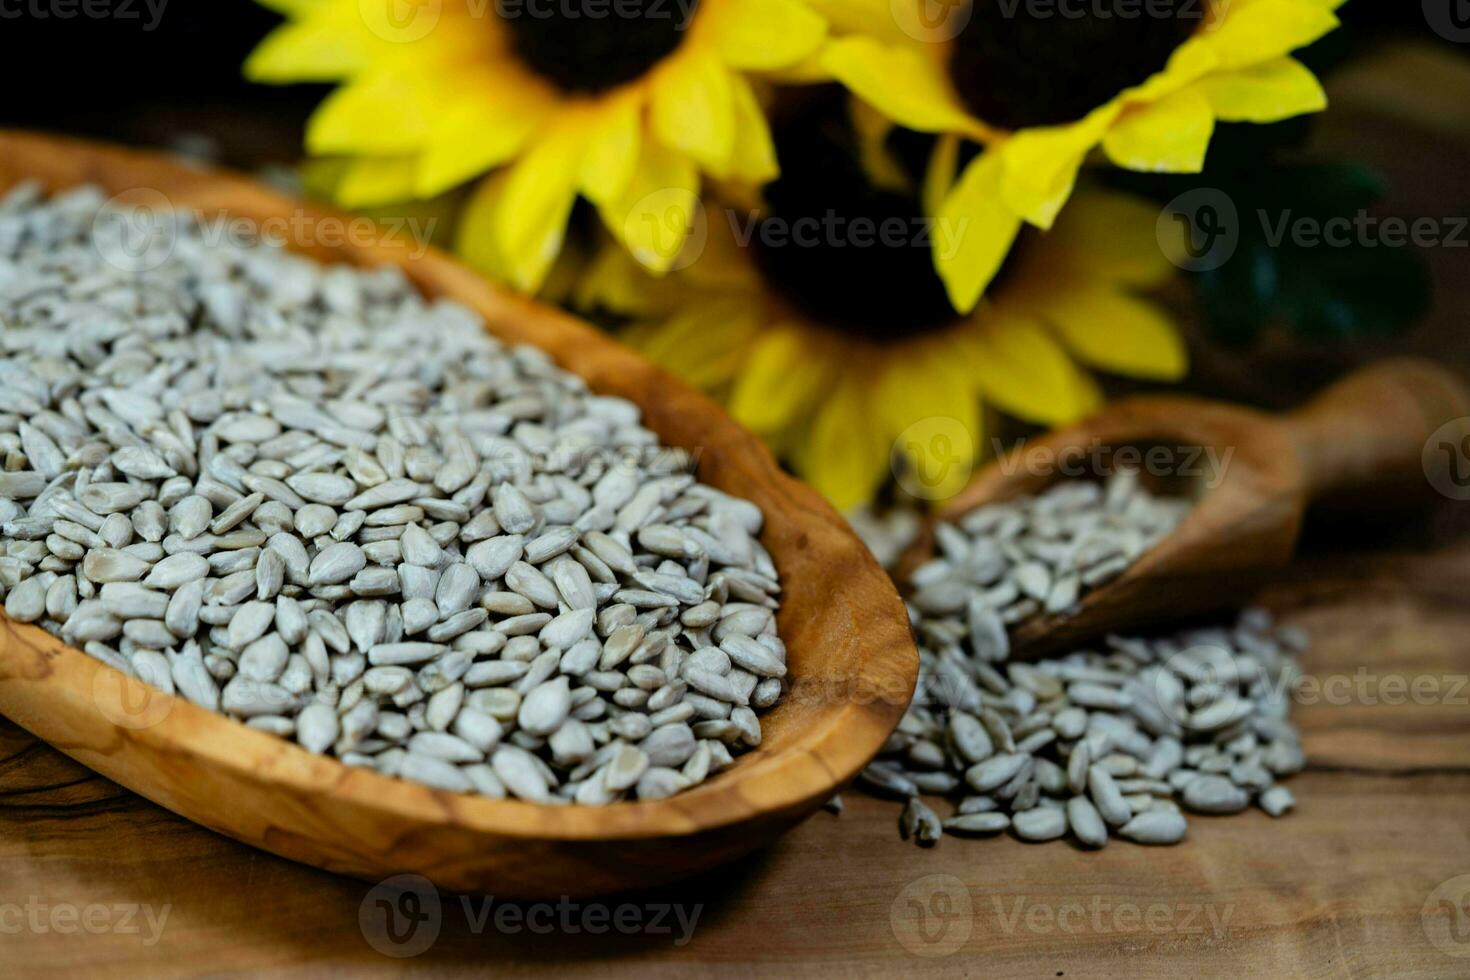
[0,184,785,804]
[855,470,1304,849]
[865,603,1306,847]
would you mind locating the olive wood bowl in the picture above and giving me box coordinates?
[0,132,918,898]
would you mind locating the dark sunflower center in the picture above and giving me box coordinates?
[498,1,696,93]
[948,0,1202,130]
[751,90,1009,342]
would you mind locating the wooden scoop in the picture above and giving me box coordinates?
[902,359,1470,656]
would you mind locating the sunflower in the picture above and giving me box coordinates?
[245,0,829,292]
[813,0,1342,313]
[576,101,1185,510]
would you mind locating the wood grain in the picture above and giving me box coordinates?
[900,359,1470,656]
[3,541,1469,978]
[0,132,919,898]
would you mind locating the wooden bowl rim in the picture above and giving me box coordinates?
[0,130,918,842]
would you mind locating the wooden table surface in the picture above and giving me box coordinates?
[5,36,1470,980]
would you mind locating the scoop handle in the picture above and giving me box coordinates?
[1285,358,1470,502]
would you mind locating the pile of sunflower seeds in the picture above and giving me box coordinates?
[858,475,1302,847]
[907,471,1193,658]
[866,603,1306,846]
[0,183,786,804]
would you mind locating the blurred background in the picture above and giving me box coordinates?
[2,2,1466,531]
[5,6,1463,390]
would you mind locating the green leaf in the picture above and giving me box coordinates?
[1277,241,1431,339]
[1106,153,1430,345]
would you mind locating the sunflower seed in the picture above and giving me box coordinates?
[1013,806,1068,842]
[943,812,1010,836]
[1118,809,1188,844]
[4,576,46,622]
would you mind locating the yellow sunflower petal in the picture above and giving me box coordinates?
[600,141,701,274]
[936,151,1024,315]
[875,342,982,503]
[1038,285,1188,381]
[493,123,586,292]
[805,0,907,41]
[574,244,670,316]
[297,157,349,201]
[851,98,909,193]
[1102,87,1215,173]
[455,172,511,281]
[333,156,421,208]
[415,92,546,198]
[1200,0,1339,70]
[1128,37,1220,104]
[417,107,543,198]
[704,0,828,70]
[244,6,374,82]
[962,312,1090,425]
[714,73,779,184]
[685,207,764,291]
[651,49,736,170]
[999,106,1118,228]
[821,37,984,137]
[1201,56,1326,122]
[728,324,832,435]
[579,92,644,207]
[1062,358,1105,416]
[923,133,961,218]
[800,368,890,510]
[1044,192,1176,287]
[306,71,435,157]
[639,299,761,390]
